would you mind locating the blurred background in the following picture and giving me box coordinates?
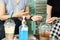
[28,0,47,35]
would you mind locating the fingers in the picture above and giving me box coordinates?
[31,15,42,21]
[36,16,42,21]
[46,17,56,24]
[25,15,30,19]
[48,20,54,23]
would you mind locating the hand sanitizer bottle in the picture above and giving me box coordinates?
[19,16,28,40]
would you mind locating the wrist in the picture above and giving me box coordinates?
[52,17,57,19]
[30,16,33,20]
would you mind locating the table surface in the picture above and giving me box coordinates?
[2,34,54,40]
[2,35,18,40]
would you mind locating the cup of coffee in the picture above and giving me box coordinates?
[4,19,15,40]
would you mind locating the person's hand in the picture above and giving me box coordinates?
[46,17,57,24]
[31,15,42,21]
[12,9,28,18]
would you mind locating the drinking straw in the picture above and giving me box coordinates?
[8,12,14,22]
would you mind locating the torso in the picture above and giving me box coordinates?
[14,0,19,3]
[4,0,29,15]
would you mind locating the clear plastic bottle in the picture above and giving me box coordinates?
[19,16,28,40]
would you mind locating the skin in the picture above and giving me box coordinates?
[46,4,58,24]
[0,0,42,21]
[0,1,29,20]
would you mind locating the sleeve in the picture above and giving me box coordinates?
[47,0,54,6]
[0,0,4,3]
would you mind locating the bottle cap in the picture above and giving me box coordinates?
[22,16,26,24]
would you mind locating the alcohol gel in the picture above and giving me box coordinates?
[19,16,28,40]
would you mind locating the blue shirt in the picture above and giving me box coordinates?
[0,0,29,15]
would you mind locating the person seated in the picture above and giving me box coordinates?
[0,0,42,39]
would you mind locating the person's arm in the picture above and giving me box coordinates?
[0,2,29,21]
[46,5,57,23]
[12,6,42,21]
[0,2,42,21]
[46,4,52,23]
[0,2,11,21]
[12,6,30,19]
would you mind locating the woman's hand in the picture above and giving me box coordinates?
[31,15,42,21]
[46,17,57,24]
[12,10,28,18]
